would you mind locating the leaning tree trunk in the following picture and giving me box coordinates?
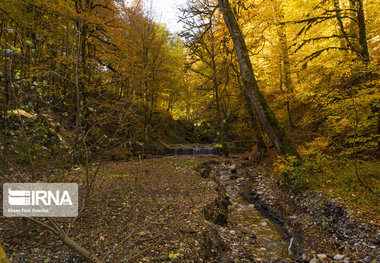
[217,0,299,158]
[244,96,267,162]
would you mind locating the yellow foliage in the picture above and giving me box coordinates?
[274,155,298,175]
[0,242,9,263]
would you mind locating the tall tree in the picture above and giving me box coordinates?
[180,0,230,154]
[355,0,370,62]
[217,0,299,157]
[272,0,295,129]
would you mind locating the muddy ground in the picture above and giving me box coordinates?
[1,156,379,262]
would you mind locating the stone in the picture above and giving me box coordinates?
[203,185,231,226]
[199,223,228,260]
[333,254,345,260]
[219,253,234,263]
[373,235,380,245]
[317,254,328,261]
[200,168,211,178]
[159,254,168,261]
[302,254,312,261]
[310,258,319,263]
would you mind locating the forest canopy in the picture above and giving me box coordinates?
[1,0,379,183]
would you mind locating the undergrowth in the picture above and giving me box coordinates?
[275,153,380,220]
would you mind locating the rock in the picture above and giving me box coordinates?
[199,223,228,260]
[198,162,214,178]
[159,254,168,261]
[226,164,237,174]
[229,230,236,235]
[242,173,379,263]
[138,231,150,237]
[203,185,231,226]
[333,254,345,260]
[302,254,312,261]
[310,257,319,263]
[373,235,380,245]
[200,168,211,178]
[317,254,328,261]
[219,253,234,263]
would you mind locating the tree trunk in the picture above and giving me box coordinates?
[58,233,103,263]
[244,95,267,162]
[335,0,370,62]
[217,0,299,157]
[334,0,358,54]
[356,0,370,62]
[75,21,82,132]
[232,61,266,161]
[210,29,229,157]
[272,0,295,129]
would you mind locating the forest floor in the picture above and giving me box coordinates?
[1,155,379,262]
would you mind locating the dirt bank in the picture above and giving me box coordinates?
[239,164,380,262]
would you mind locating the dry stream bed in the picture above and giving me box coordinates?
[1,155,379,262]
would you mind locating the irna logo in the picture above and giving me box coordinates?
[3,183,78,217]
[8,188,73,206]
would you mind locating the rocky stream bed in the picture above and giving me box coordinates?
[203,159,380,262]
[1,156,379,262]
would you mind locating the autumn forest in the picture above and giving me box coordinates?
[0,0,379,262]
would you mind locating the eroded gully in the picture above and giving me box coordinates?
[213,162,294,262]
